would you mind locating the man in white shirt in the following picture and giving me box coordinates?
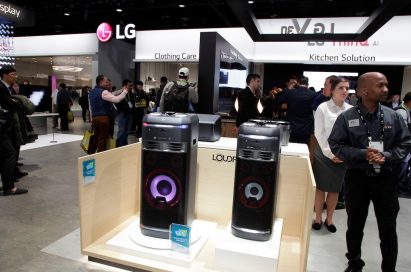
[51,87,59,128]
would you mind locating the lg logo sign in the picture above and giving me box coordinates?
[96,23,113,42]
[96,22,136,42]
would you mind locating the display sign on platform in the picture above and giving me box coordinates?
[170,223,191,254]
[82,159,96,185]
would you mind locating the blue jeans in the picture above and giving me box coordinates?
[117,113,132,147]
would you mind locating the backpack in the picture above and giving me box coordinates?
[163,81,189,113]
[395,104,411,133]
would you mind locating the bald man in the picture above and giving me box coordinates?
[328,72,411,272]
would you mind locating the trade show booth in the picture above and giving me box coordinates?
[77,138,315,272]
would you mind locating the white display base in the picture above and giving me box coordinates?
[215,218,283,272]
[105,217,216,267]
[129,224,202,250]
[198,137,309,157]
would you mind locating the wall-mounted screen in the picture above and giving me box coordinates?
[218,62,247,114]
[303,71,358,92]
[219,68,247,89]
[20,85,51,112]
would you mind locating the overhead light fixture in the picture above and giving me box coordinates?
[64,12,70,16]
[63,75,76,81]
[52,65,83,72]
[178,4,185,8]
[116,8,122,12]
[248,1,254,4]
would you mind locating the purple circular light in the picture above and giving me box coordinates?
[150,175,177,203]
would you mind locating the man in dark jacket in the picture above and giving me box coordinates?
[0,65,28,195]
[56,83,72,131]
[276,75,317,144]
[329,72,411,272]
[132,81,148,138]
[155,76,167,111]
[235,73,261,128]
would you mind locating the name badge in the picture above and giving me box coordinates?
[369,141,384,152]
[348,119,360,127]
[128,101,133,109]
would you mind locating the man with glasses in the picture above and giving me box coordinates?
[0,65,28,196]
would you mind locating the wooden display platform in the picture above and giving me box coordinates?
[77,139,315,272]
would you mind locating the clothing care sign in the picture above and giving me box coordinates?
[134,16,411,65]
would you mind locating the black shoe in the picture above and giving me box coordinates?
[324,220,337,233]
[336,201,346,210]
[344,266,362,272]
[312,221,322,230]
[3,188,28,196]
[344,256,365,271]
[15,171,28,179]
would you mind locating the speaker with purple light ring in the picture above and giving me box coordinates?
[140,112,199,239]
[231,121,281,241]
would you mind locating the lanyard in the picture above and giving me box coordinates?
[356,104,385,143]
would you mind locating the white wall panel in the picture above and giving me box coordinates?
[14,33,98,57]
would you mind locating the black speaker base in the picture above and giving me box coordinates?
[231,225,271,242]
[140,224,169,239]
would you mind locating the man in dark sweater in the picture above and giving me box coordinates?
[89,75,128,153]
[329,72,411,272]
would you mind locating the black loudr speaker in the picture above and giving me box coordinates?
[140,112,199,239]
[249,119,290,146]
[197,114,221,142]
[231,122,281,241]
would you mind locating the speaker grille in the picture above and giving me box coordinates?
[240,149,253,159]
[144,141,160,150]
[167,142,184,152]
[259,151,273,161]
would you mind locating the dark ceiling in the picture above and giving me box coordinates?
[8,0,411,38]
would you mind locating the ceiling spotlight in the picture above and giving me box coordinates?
[248,1,254,3]
[64,12,70,16]
[178,4,185,8]
[116,8,122,12]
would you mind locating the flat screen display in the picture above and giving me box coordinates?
[219,68,247,89]
[20,85,51,112]
[303,71,358,92]
[29,90,45,106]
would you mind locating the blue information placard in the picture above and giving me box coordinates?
[82,159,95,184]
[170,223,191,254]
